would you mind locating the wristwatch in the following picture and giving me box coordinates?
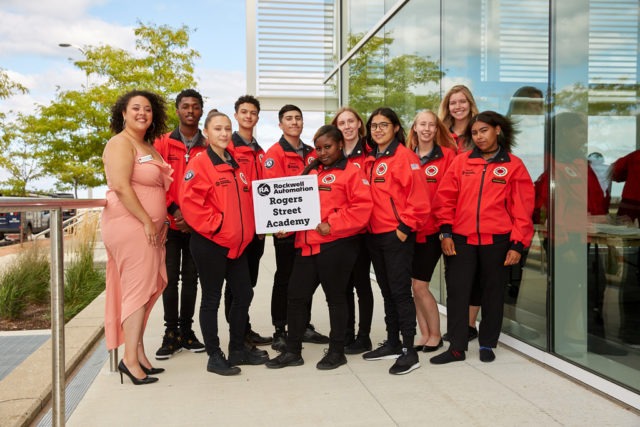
[439,232,453,241]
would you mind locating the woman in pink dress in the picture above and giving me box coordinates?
[102,90,172,385]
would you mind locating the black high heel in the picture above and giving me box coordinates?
[141,364,165,375]
[118,360,159,385]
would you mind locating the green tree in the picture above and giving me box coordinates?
[32,23,200,196]
[0,68,28,100]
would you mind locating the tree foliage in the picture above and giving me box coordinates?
[342,32,443,127]
[0,68,28,101]
[0,23,199,196]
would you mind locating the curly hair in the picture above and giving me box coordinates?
[110,90,167,143]
[406,110,456,152]
[175,89,203,109]
[234,94,261,113]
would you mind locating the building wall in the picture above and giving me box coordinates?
[326,0,640,400]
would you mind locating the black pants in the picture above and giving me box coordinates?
[224,233,265,332]
[162,228,198,332]
[346,235,373,335]
[367,231,416,345]
[444,236,510,351]
[190,232,253,354]
[286,239,359,354]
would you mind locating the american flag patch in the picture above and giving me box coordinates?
[410,163,420,170]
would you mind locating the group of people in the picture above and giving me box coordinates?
[101,84,535,384]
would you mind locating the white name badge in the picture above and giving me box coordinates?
[252,175,321,234]
[138,154,154,163]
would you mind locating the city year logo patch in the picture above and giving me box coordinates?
[493,166,508,177]
[322,174,336,184]
[376,162,388,176]
[239,172,248,185]
[425,165,439,176]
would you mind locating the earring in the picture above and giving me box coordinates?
[123,118,126,129]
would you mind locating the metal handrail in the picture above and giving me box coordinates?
[0,197,106,427]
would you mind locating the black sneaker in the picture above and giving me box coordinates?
[479,348,496,362]
[302,324,330,344]
[271,331,287,352]
[265,352,304,369]
[442,326,478,342]
[430,349,466,365]
[155,330,183,360]
[228,347,269,366]
[389,347,420,375]
[207,349,241,376]
[246,329,273,346]
[180,329,205,353]
[345,335,372,355]
[362,341,403,361]
[245,342,269,357]
[316,350,347,370]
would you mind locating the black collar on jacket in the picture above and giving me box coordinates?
[319,156,348,172]
[206,146,239,169]
[469,145,511,163]
[346,138,367,159]
[368,138,401,159]
[169,128,206,147]
[278,135,313,156]
[417,144,444,165]
[232,131,263,151]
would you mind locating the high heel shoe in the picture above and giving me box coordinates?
[141,364,165,375]
[118,360,159,385]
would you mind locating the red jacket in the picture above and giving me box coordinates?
[263,136,316,179]
[415,145,457,241]
[346,138,369,170]
[154,129,207,230]
[179,147,255,259]
[433,147,534,251]
[228,131,265,181]
[612,150,640,203]
[364,139,430,235]
[295,158,373,255]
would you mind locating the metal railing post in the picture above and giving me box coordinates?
[50,208,65,426]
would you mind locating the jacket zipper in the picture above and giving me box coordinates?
[476,164,488,243]
[232,171,245,251]
[390,198,401,223]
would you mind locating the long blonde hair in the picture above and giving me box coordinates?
[438,85,479,131]
[406,110,456,152]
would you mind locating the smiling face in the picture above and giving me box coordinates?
[471,120,500,153]
[370,113,398,150]
[123,95,153,134]
[335,110,361,144]
[314,133,343,167]
[234,102,259,132]
[448,91,471,124]
[413,111,437,146]
[176,96,203,128]
[279,110,303,140]
[203,115,233,155]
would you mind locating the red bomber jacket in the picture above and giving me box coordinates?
[262,136,316,179]
[154,129,207,230]
[415,145,457,241]
[179,147,255,259]
[345,138,370,170]
[433,146,535,252]
[228,131,266,181]
[295,158,373,256]
[364,139,430,235]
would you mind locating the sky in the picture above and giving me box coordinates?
[0,0,324,197]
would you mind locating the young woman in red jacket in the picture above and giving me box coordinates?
[331,107,374,354]
[266,125,373,370]
[405,110,457,353]
[180,110,267,376]
[362,107,430,375]
[431,111,534,364]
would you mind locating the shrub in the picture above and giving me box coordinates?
[0,280,28,319]
[0,246,50,320]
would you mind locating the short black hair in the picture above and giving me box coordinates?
[175,89,203,109]
[234,95,260,113]
[278,104,302,122]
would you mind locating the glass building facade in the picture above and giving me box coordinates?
[324,0,640,404]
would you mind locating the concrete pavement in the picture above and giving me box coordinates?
[64,237,639,426]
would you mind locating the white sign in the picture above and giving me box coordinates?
[252,175,321,234]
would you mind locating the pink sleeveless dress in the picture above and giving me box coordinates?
[101,151,173,350]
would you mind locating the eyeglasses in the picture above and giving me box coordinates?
[370,122,391,131]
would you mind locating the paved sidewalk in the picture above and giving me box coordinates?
[66,237,638,426]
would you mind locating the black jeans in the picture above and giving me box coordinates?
[346,235,373,336]
[286,239,359,354]
[444,236,510,351]
[367,231,417,346]
[162,228,198,332]
[190,232,253,354]
[224,234,265,332]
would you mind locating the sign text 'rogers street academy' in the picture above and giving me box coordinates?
[252,175,321,234]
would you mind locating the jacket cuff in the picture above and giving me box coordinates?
[510,241,524,254]
[440,224,453,234]
[167,202,179,215]
[397,221,412,235]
